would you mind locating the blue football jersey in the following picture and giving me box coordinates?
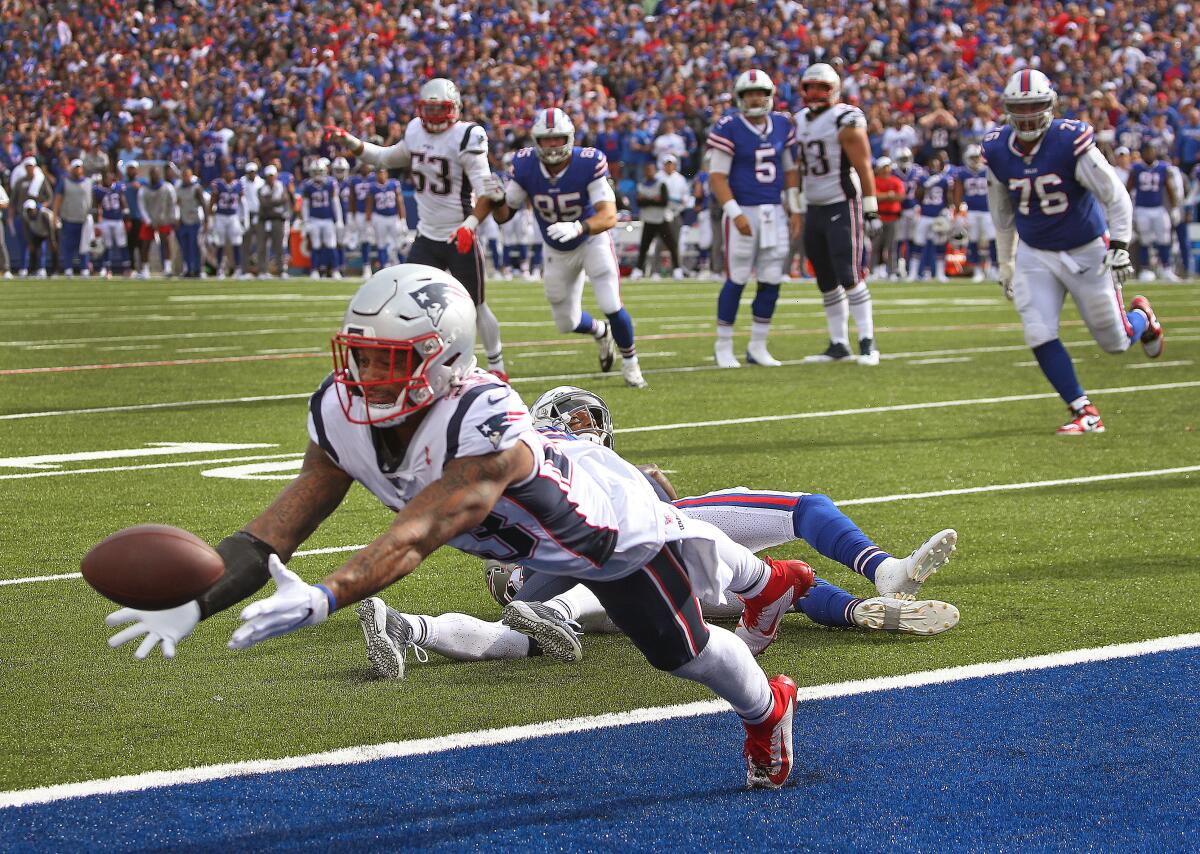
[370,179,401,216]
[895,164,927,210]
[982,119,1106,251]
[352,175,373,214]
[705,111,796,206]
[302,177,338,220]
[957,165,990,212]
[95,183,126,220]
[1130,161,1169,208]
[511,146,609,251]
[198,145,223,184]
[918,170,953,217]
[212,179,243,215]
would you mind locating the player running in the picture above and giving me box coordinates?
[953,145,995,282]
[984,69,1165,435]
[491,108,646,388]
[104,265,801,790]
[794,63,883,365]
[327,78,509,380]
[707,69,803,369]
[1128,143,1178,282]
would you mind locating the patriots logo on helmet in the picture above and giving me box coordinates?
[477,411,519,449]
[411,282,451,326]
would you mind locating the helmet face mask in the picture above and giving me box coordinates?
[333,331,443,425]
[531,108,575,165]
[417,78,462,133]
[734,69,775,118]
[531,386,614,449]
[894,147,913,169]
[1004,70,1057,142]
[801,63,841,110]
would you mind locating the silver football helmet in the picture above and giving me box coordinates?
[1003,69,1056,142]
[531,385,615,449]
[801,63,841,109]
[964,144,983,169]
[485,561,524,607]
[417,78,462,133]
[332,264,478,426]
[734,69,775,118]
[531,107,575,165]
[331,156,350,180]
[309,158,329,179]
[893,147,914,170]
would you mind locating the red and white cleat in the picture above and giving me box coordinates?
[743,674,798,789]
[735,558,815,655]
[1130,295,1164,359]
[1056,404,1105,435]
[488,368,510,383]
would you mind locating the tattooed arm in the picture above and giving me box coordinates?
[320,442,535,606]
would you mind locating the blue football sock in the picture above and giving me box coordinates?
[1127,307,1148,343]
[921,241,936,276]
[717,279,746,325]
[377,247,389,268]
[362,244,372,268]
[968,243,981,265]
[606,308,635,351]
[574,310,598,335]
[795,577,862,628]
[792,494,891,582]
[1139,245,1151,267]
[750,283,781,321]
[1157,244,1172,267]
[1032,339,1085,404]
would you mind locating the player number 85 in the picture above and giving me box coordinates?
[532,192,584,223]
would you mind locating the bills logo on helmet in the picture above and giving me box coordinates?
[412,282,451,325]
[476,411,520,448]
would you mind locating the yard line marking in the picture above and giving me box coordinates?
[0,453,303,481]
[0,393,312,421]
[0,442,277,470]
[0,352,323,376]
[0,327,336,348]
[0,572,82,587]
[906,356,973,365]
[835,464,1200,506]
[1126,359,1194,369]
[1,632,1195,809]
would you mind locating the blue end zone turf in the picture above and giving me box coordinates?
[5,648,1199,852]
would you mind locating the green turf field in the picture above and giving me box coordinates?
[0,275,1197,793]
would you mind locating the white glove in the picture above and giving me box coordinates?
[998,261,1014,300]
[1170,208,1182,227]
[106,600,201,660]
[228,555,331,650]
[1101,241,1134,284]
[547,220,585,242]
[480,173,506,203]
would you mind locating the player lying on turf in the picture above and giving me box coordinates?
[354,385,959,676]
[104,264,804,790]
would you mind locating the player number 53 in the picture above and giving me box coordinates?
[1008,174,1069,216]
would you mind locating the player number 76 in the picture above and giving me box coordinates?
[1008,174,1069,216]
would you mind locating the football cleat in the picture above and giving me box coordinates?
[745,343,782,367]
[873,529,957,599]
[1130,295,1164,359]
[488,367,510,383]
[596,321,615,373]
[356,598,427,679]
[1056,403,1104,435]
[622,359,649,388]
[714,339,741,369]
[736,558,815,656]
[851,597,960,635]
[501,601,584,663]
[802,340,854,363]
[743,674,797,789]
[858,337,880,366]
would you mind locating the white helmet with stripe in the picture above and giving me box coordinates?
[331,156,350,179]
[734,69,775,117]
[417,78,462,133]
[1004,69,1057,142]
[964,144,983,168]
[801,63,841,109]
[531,107,575,165]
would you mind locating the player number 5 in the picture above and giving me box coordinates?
[1008,175,1069,216]
[755,148,777,183]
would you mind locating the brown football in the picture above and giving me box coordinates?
[81,524,224,610]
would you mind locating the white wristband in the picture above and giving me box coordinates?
[461,214,480,231]
[722,199,743,219]
[861,195,878,215]
[785,187,804,215]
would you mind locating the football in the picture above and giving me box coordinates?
[81,524,224,610]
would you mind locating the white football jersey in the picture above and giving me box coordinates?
[793,103,866,205]
[404,119,492,241]
[307,368,669,581]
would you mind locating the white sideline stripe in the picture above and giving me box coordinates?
[1127,359,1194,369]
[1,632,1196,809]
[4,462,1196,588]
[0,453,303,481]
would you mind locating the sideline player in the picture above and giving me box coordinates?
[953,145,995,282]
[93,167,129,278]
[891,147,926,279]
[491,108,647,388]
[707,69,803,368]
[915,154,954,282]
[299,158,342,279]
[365,167,405,271]
[327,79,509,380]
[984,69,1165,434]
[793,63,883,365]
[104,265,802,790]
[1128,143,1178,282]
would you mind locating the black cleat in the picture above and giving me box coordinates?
[802,340,854,363]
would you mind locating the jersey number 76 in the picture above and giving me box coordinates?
[1008,174,1069,216]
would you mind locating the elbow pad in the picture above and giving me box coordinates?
[197,531,278,619]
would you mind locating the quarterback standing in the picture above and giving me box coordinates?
[328,79,509,380]
[492,108,647,388]
[984,69,1165,434]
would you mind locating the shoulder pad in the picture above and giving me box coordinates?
[443,381,533,465]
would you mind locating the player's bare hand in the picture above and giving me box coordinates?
[788,212,802,240]
[734,214,752,236]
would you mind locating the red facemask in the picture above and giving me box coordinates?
[417,100,458,132]
[331,332,442,425]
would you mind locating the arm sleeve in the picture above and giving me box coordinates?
[504,180,528,209]
[987,167,1017,267]
[460,149,493,191]
[587,176,616,206]
[707,148,733,175]
[358,140,412,170]
[1075,146,1132,243]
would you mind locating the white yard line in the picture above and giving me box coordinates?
[1126,359,1194,369]
[0,453,302,481]
[906,357,973,365]
[1,632,1196,809]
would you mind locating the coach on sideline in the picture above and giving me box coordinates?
[53,158,93,276]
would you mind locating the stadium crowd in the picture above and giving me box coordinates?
[2,0,1200,275]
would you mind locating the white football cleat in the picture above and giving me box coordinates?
[310,270,322,279]
[858,337,880,366]
[714,339,741,369]
[622,358,648,388]
[873,529,957,599]
[1138,269,1156,282]
[851,597,960,635]
[745,343,782,367]
[501,601,584,663]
